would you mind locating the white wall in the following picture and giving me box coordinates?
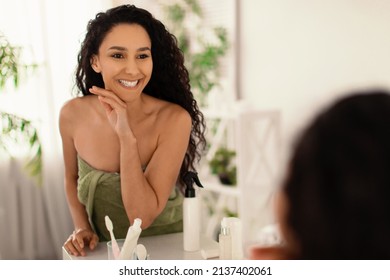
[240,0,390,165]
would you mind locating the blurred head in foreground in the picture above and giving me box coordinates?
[252,89,390,259]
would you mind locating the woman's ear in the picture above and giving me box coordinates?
[90,55,101,73]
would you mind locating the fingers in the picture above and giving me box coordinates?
[89,86,127,109]
[64,234,84,257]
[64,229,99,257]
[98,96,114,113]
[89,234,99,250]
[74,231,86,253]
[98,95,126,112]
[90,86,132,135]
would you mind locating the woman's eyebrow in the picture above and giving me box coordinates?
[108,46,151,51]
[138,47,151,52]
[108,46,127,51]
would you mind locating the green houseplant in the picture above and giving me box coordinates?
[0,31,42,184]
[163,0,229,107]
[162,1,235,218]
[208,147,237,186]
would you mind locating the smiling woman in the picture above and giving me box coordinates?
[60,4,206,257]
[90,24,153,102]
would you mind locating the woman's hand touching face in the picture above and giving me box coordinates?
[89,86,134,138]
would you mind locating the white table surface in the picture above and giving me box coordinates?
[62,232,219,260]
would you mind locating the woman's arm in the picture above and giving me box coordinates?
[119,108,191,228]
[89,86,191,228]
[59,100,98,256]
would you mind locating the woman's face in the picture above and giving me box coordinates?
[91,23,153,101]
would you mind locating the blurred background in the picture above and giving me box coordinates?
[1,0,390,259]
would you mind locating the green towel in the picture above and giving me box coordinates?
[77,156,183,241]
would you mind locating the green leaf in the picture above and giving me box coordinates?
[1,112,42,186]
[162,0,229,107]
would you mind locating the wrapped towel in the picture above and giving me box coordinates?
[77,156,183,241]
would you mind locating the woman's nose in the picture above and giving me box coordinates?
[124,59,139,74]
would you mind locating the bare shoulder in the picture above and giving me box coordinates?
[60,97,78,119]
[60,96,95,118]
[59,96,96,131]
[158,100,192,130]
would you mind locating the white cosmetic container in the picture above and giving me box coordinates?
[183,171,204,252]
[183,194,200,251]
[224,217,243,259]
[219,218,232,259]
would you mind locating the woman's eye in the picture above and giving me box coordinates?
[112,53,124,59]
[138,54,149,59]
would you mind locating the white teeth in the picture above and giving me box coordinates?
[119,79,138,88]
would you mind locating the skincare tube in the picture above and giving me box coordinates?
[118,218,142,260]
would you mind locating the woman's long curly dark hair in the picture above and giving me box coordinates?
[284,89,390,259]
[75,5,206,185]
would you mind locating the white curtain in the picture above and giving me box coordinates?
[0,0,112,259]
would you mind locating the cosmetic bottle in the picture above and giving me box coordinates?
[224,217,243,259]
[219,217,232,259]
[183,171,204,252]
[118,218,142,260]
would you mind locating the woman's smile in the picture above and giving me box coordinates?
[118,79,139,88]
